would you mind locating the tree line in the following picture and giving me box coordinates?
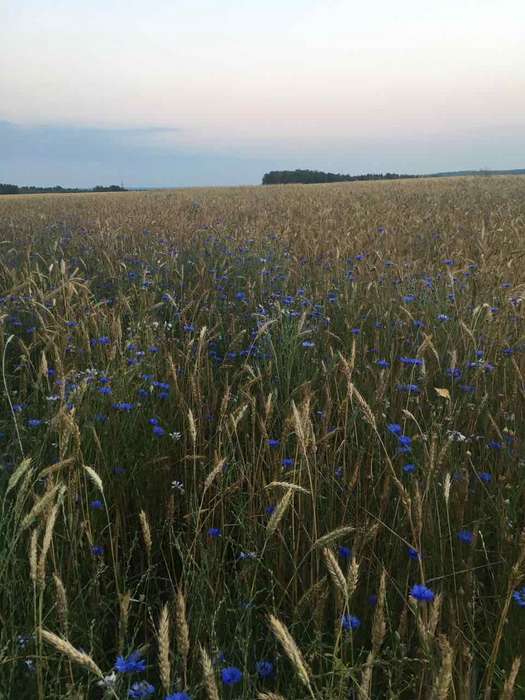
[0,183,127,195]
[262,169,419,185]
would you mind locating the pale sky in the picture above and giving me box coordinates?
[1,0,524,187]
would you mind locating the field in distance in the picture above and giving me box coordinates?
[1,176,525,698]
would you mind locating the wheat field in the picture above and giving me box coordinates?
[1,176,525,699]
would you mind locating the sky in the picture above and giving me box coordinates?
[1,0,524,187]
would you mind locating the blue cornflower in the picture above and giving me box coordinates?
[398,435,412,449]
[447,368,462,380]
[183,324,194,333]
[256,660,274,679]
[237,551,256,561]
[457,529,474,544]
[166,694,191,700]
[221,667,243,686]
[368,594,378,607]
[409,584,435,602]
[98,336,111,345]
[338,545,352,560]
[400,357,423,366]
[396,383,420,394]
[488,440,502,450]
[282,457,294,468]
[351,327,361,335]
[512,587,525,607]
[267,439,280,448]
[149,417,160,425]
[208,528,221,538]
[98,386,112,395]
[302,340,315,348]
[403,463,416,474]
[341,614,361,631]
[459,384,475,393]
[89,499,103,510]
[235,291,246,301]
[152,425,166,437]
[376,359,390,368]
[402,294,416,303]
[128,681,155,698]
[387,423,402,435]
[437,314,449,322]
[27,419,44,428]
[115,651,146,673]
[479,471,492,483]
[407,547,420,560]
[112,402,135,412]
[152,381,170,390]
[91,545,104,556]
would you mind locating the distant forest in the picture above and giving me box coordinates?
[0,184,127,195]
[262,170,418,185]
[262,168,525,185]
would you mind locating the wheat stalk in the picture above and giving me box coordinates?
[322,547,347,600]
[267,489,294,535]
[21,484,62,530]
[139,510,152,557]
[347,556,360,598]
[118,591,131,654]
[29,528,39,584]
[53,574,69,635]
[313,526,355,549]
[188,409,197,445]
[428,593,443,639]
[500,657,521,700]
[347,381,377,428]
[37,501,60,587]
[83,465,104,494]
[200,645,219,700]
[40,629,103,678]
[371,569,387,654]
[203,458,226,493]
[358,651,374,699]
[266,482,310,495]
[269,614,313,694]
[158,604,171,694]
[175,588,190,678]
[6,457,32,495]
[431,635,453,700]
